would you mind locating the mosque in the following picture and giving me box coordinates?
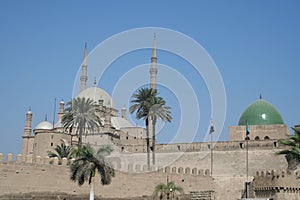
[14,36,300,199]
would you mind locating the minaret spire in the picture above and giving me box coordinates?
[150,34,157,90]
[80,43,88,92]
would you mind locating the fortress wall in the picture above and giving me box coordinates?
[0,154,213,198]
[253,170,300,199]
[111,148,287,177]
[0,144,288,199]
[229,124,289,141]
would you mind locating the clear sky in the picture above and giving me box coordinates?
[0,1,300,157]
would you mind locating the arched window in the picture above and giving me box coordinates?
[245,136,250,140]
[264,136,270,140]
[255,136,260,141]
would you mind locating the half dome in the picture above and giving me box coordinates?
[77,86,114,107]
[111,117,134,130]
[238,99,284,126]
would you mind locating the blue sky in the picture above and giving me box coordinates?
[0,1,300,157]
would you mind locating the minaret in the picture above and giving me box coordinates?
[22,108,33,157]
[57,100,65,123]
[80,43,88,92]
[150,34,157,90]
[23,108,32,137]
[121,107,126,119]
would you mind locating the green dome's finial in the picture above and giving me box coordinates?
[259,93,262,99]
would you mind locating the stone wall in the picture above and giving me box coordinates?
[253,170,300,199]
[229,124,289,141]
[0,141,289,200]
[0,154,213,199]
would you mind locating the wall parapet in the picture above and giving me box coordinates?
[0,153,210,177]
[0,153,68,166]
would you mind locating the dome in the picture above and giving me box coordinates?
[35,121,53,130]
[111,117,134,130]
[77,86,114,107]
[238,99,284,126]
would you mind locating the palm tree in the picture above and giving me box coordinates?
[70,145,114,200]
[153,181,184,200]
[129,88,157,170]
[277,127,300,171]
[47,143,74,165]
[148,96,172,165]
[62,97,101,147]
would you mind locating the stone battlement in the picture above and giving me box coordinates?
[0,153,211,176]
[254,169,300,191]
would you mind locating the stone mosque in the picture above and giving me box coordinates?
[1,37,300,200]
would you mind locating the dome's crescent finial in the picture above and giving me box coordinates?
[93,77,97,87]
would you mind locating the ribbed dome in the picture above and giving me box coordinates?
[238,99,284,126]
[35,121,53,130]
[77,86,114,107]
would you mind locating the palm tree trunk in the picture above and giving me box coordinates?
[146,119,150,171]
[152,117,156,165]
[78,127,83,147]
[89,176,94,200]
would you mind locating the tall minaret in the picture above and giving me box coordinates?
[80,43,88,92]
[22,108,33,156]
[150,34,157,90]
[57,100,65,123]
[23,108,32,137]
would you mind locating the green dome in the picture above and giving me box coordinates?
[238,99,284,126]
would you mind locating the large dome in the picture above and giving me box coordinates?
[238,99,284,126]
[77,85,114,107]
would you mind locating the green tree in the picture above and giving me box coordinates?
[148,96,172,165]
[129,88,157,170]
[153,181,184,200]
[47,143,74,165]
[277,127,300,171]
[62,97,101,147]
[130,88,172,167]
[70,145,114,200]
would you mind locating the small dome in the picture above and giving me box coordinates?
[238,99,284,126]
[35,121,53,130]
[111,117,133,130]
[77,86,114,107]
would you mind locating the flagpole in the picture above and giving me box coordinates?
[246,136,249,180]
[211,131,213,176]
[209,119,214,176]
[245,120,250,198]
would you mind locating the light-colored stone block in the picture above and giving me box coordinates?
[7,153,13,162]
[16,154,22,163]
[61,158,68,166]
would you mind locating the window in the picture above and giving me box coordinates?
[255,136,260,140]
[264,136,270,140]
[50,142,53,147]
[240,143,244,148]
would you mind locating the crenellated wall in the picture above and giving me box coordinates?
[0,153,213,199]
[253,169,300,199]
